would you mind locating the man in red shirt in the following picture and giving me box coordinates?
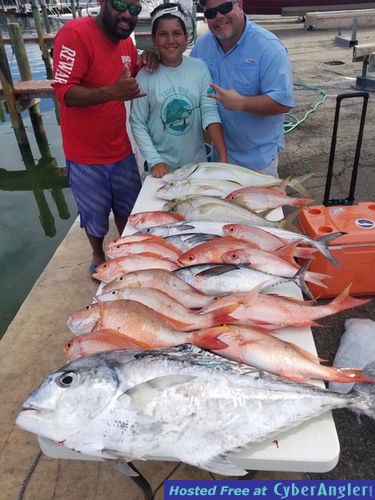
[53,0,156,281]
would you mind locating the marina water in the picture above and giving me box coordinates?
[0,15,77,338]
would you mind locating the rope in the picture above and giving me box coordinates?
[284,82,328,134]
[17,448,43,500]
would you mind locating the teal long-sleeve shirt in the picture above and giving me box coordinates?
[130,56,221,170]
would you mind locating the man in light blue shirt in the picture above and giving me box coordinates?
[190,0,294,176]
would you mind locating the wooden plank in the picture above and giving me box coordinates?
[0,79,54,98]
[353,43,375,60]
[1,34,55,45]
[304,9,375,27]
[305,8,375,17]
[282,3,375,16]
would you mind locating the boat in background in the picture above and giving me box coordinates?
[243,1,375,15]
[47,5,99,23]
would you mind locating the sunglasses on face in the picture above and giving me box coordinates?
[110,0,142,15]
[204,0,237,20]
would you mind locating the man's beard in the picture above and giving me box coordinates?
[102,9,136,41]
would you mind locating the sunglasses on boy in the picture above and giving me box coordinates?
[204,0,237,20]
[110,0,142,15]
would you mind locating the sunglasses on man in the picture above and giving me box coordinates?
[204,0,237,20]
[111,0,142,16]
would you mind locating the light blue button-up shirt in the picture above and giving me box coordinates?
[190,17,295,170]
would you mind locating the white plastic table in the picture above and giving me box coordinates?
[39,174,340,476]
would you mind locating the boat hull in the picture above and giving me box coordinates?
[243,1,375,15]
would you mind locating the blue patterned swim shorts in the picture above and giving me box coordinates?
[66,154,142,237]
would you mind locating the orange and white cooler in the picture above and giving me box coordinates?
[297,92,374,298]
[297,203,375,297]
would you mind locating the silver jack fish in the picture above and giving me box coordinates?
[16,345,375,476]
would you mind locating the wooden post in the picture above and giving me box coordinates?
[8,22,53,160]
[0,101,5,122]
[0,0,6,24]
[30,0,53,79]
[39,0,52,34]
[28,2,60,123]
[0,33,33,153]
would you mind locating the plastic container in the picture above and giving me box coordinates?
[297,203,375,297]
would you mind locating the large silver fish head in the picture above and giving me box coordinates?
[16,354,122,442]
[161,163,199,182]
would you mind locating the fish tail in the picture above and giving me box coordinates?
[278,208,302,231]
[305,270,330,288]
[350,361,375,419]
[331,368,375,384]
[191,326,230,351]
[210,304,241,326]
[330,284,372,313]
[291,261,314,299]
[286,173,314,198]
[289,246,318,260]
[275,241,317,261]
[314,232,346,268]
[291,197,314,207]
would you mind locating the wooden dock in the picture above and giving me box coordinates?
[0,79,54,99]
[1,33,55,45]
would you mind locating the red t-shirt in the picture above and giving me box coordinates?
[53,17,138,164]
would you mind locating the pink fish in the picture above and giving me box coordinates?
[102,269,215,309]
[221,247,328,288]
[92,254,180,283]
[73,288,236,333]
[106,239,181,260]
[222,223,317,260]
[69,299,226,350]
[178,236,257,266]
[223,284,371,329]
[107,233,160,250]
[226,185,313,212]
[128,210,186,229]
[64,329,143,361]
[206,325,375,384]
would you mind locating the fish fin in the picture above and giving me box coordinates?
[104,460,140,477]
[197,264,237,277]
[124,375,196,408]
[266,294,316,306]
[285,342,326,363]
[239,282,266,306]
[200,454,248,476]
[286,173,314,197]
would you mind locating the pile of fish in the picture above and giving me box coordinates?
[69,162,372,385]
[16,162,375,474]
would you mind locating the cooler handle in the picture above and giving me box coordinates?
[323,91,369,207]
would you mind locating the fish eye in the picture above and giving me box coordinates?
[56,371,78,388]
